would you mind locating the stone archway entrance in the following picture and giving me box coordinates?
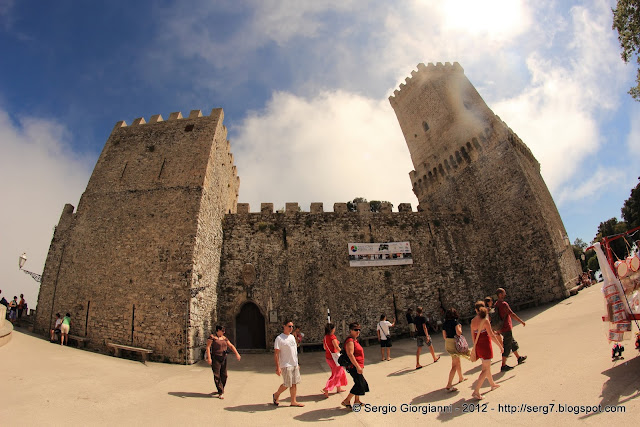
[235,302,266,350]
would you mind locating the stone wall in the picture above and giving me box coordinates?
[217,204,519,347]
[34,110,238,363]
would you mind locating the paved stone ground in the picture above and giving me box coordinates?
[1,285,639,426]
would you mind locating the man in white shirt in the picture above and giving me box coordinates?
[272,320,304,407]
[377,314,396,361]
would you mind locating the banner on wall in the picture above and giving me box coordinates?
[348,242,413,267]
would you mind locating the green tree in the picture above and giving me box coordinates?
[572,244,587,271]
[587,254,600,272]
[621,177,640,229]
[612,0,640,100]
[347,197,393,212]
[347,197,368,212]
[593,217,629,261]
[573,238,588,250]
[370,200,393,212]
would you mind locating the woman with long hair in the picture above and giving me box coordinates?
[321,323,347,397]
[341,322,369,409]
[470,301,503,400]
[205,325,241,399]
[442,308,470,392]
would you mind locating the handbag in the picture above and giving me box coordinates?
[469,347,478,362]
[454,334,469,353]
[325,335,341,365]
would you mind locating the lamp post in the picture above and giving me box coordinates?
[18,252,42,283]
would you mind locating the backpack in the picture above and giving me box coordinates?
[337,337,354,367]
[489,306,503,332]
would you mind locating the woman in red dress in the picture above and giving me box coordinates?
[321,323,347,397]
[470,301,503,400]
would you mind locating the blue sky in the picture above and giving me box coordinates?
[1,0,639,307]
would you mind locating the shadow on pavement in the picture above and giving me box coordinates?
[387,367,419,377]
[580,353,640,420]
[436,398,468,422]
[411,387,462,405]
[293,407,351,422]
[168,391,214,399]
[297,393,329,403]
[224,403,278,412]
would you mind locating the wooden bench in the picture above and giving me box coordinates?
[299,341,323,353]
[359,335,379,347]
[513,299,537,311]
[107,342,153,363]
[67,334,89,348]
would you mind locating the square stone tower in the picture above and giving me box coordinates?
[34,109,239,363]
[389,62,580,300]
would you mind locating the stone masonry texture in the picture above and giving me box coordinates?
[34,63,580,363]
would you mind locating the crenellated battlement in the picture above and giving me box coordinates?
[408,120,540,198]
[409,127,495,195]
[497,118,539,170]
[112,108,224,130]
[234,202,414,214]
[389,62,464,104]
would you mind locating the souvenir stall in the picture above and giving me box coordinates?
[591,226,640,360]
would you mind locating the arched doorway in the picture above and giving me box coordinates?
[235,302,266,350]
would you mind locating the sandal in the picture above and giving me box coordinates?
[445,386,458,393]
[272,393,279,406]
[341,401,352,409]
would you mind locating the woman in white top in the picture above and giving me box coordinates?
[377,314,396,361]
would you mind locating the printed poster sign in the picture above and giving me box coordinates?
[348,242,413,267]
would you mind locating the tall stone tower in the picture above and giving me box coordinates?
[389,62,580,300]
[34,109,239,363]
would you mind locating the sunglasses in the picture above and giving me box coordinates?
[286,325,294,328]
[352,328,361,331]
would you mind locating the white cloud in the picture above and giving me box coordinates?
[0,110,92,309]
[491,0,627,197]
[152,0,631,211]
[440,0,532,41]
[232,90,416,211]
[556,166,625,204]
[251,0,358,45]
[492,56,601,192]
[627,105,640,156]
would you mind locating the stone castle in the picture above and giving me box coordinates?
[34,62,581,363]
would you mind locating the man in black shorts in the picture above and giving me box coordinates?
[377,314,396,361]
[414,306,440,369]
[495,288,527,371]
